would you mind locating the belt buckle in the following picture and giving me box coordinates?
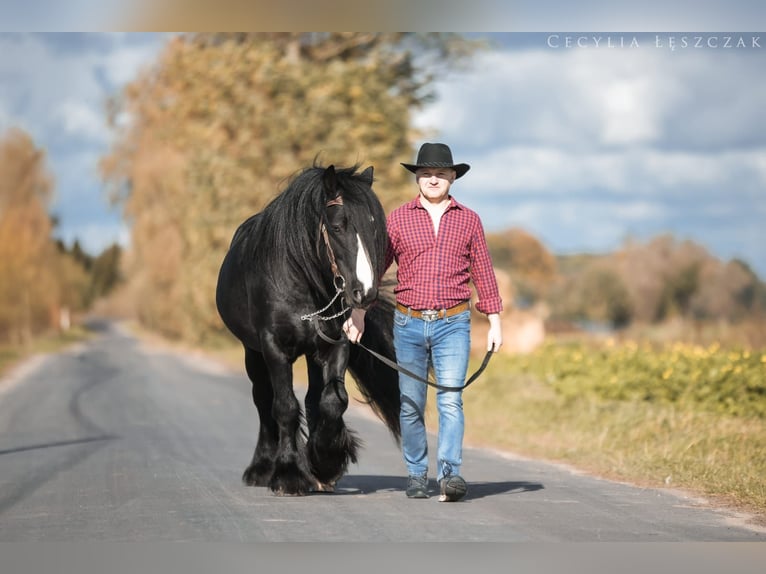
[420,309,440,322]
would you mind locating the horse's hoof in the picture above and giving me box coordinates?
[313,481,335,493]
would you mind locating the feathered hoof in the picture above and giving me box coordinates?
[312,481,336,493]
[268,464,316,496]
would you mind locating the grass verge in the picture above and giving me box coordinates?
[0,325,94,380]
[452,340,766,526]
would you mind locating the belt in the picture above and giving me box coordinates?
[395,301,470,321]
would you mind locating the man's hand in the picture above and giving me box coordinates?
[487,313,503,352]
[342,308,367,343]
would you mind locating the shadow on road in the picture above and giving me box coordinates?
[336,474,544,499]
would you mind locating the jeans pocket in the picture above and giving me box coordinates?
[393,309,410,327]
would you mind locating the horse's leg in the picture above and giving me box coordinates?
[242,346,277,486]
[304,356,322,437]
[306,344,361,488]
[262,339,317,495]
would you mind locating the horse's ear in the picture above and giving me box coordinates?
[323,165,339,201]
[360,165,374,184]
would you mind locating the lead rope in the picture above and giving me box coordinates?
[355,339,493,392]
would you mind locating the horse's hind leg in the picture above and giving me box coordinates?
[306,347,361,487]
[242,347,278,486]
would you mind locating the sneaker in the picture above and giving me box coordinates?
[405,474,429,498]
[438,475,467,502]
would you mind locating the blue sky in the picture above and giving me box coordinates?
[0,25,765,277]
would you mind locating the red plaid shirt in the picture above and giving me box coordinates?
[385,196,503,315]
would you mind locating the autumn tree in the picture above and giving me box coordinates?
[0,129,58,344]
[486,227,557,306]
[102,33,479,344]
[554,263,633,328]
[550,234,765,328]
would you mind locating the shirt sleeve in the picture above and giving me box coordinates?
[469,216,504,315]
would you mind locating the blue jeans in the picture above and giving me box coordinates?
[393,308,471,482]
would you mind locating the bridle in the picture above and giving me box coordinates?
[299,195,349,324]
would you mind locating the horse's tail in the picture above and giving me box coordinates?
[347,296,401,445]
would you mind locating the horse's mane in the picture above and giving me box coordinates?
[251,163,387,297]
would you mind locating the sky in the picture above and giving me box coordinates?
[0,4,765,278]
[0,32,168,251]
[420,32,766,275]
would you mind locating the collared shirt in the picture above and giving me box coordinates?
[385,196,503,315]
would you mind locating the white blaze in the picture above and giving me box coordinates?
[355,234,374,295]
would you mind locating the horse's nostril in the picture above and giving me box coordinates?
[352,289,363,303]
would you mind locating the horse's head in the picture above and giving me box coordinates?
[320,164,386,309]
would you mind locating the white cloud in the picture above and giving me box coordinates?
[100,34,169,86]
[54,100,108,142]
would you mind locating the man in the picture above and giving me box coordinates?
[343,142,503,501]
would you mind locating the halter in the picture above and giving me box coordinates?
[300,195,349,323]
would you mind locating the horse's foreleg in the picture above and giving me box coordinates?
[242,347,277,487]
[304,357,323,436]
[262,341,317,496]
[307,344,361,487]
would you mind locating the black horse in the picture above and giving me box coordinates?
[216,163,400,495]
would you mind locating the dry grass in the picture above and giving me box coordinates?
[458,349,766,525]
[0,325,93,380]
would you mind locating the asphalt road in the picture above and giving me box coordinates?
[0,320,763,542]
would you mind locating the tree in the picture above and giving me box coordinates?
[0,129,57,344]
[89,243,123,303]
[549,234,765,328]
[102,33,479,343]
[486,227,557,305]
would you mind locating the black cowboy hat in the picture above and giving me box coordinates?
[401,142,470,179]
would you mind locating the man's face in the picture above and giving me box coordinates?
[415,167,456,202]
